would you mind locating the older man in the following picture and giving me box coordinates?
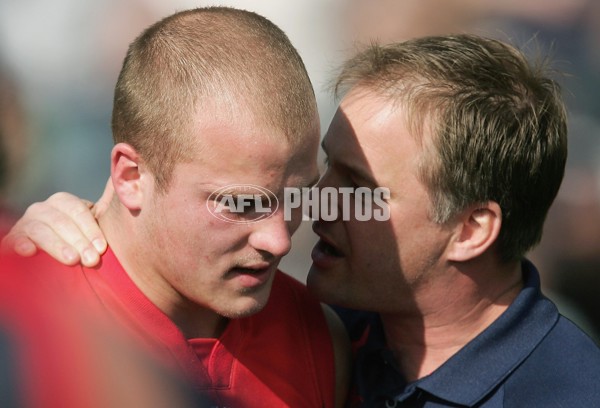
[309,35,600,407]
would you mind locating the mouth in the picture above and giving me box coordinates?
[235,261,272,272]
[230,262,276,288]
[311,226,345,269]
[314,239,343,257]
[312,222,344,255]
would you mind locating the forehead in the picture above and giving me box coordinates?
[323,89,424,185]
[324,90,408,157]
[183,105,320,188]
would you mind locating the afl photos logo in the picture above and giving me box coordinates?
[207,184,279,224]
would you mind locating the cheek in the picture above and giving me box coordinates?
[148,200,212,257]
[164,197,221,235]
[348,217,396,251]
[345,223,391,277]
[155,195,255,262]
[201,218,256,257]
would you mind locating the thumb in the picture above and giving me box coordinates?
[91,178,114,219]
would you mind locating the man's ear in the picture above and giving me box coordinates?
[110,143,146,211]
[446,201,502,262]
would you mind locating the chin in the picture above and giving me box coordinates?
[307,270,363,311]
[220,295,269,319]
[306,271,337,304]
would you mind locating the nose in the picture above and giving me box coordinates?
[310,168,344,223]
[247,210,292,258]
[315,164,342,190]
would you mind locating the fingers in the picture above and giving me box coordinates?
[1,192,107,267]
[2,219,80,265]
[44,192,108,265]
[2,234,38,257]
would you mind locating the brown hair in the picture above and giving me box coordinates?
[335,34,568,262]
[112,7,317,191]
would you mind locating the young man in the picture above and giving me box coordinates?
[7,35,600,407]
[0,7,349,408]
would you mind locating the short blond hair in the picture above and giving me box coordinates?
[112,7,317,191]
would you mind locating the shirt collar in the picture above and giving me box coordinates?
[357,261,559,406]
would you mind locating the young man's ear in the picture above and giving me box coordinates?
[110,143,146,211]
[446,201,502,262]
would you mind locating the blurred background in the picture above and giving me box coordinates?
[1,0,599,338]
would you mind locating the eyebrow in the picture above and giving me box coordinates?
[218,174,321,198]
[217,187,268,196]
[321,139,378,187]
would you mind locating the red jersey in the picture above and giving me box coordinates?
[0,248,336,408]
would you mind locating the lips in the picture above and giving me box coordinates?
[311,223,345,269]
[235,262,272,273]
[314,238,343,257]
[230,262,276,288]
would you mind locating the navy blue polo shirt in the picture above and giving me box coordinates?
[334,261,600,407]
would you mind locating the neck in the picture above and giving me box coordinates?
[381,259,522,382]
[99,202,228,339]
